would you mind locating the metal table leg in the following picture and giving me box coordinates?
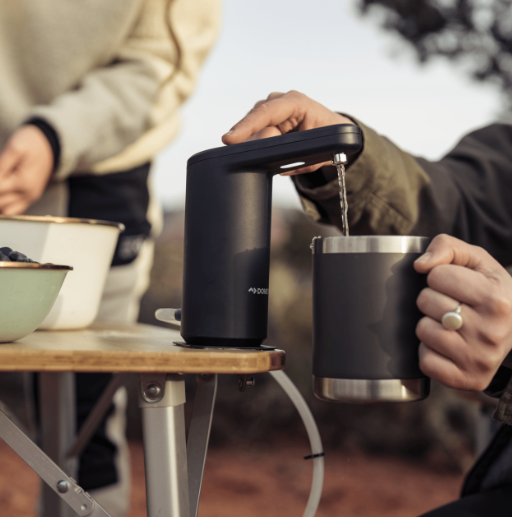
[66,373,130,460]
[39,372,78,517]
[139,373,190,517]
[187,374,217,517]
[0,405,112,517]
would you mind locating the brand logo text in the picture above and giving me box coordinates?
[248,287,269,295]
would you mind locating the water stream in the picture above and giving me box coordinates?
[335,161,349,236]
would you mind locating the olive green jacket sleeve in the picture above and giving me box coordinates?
[293,118,512,424]
[293,118,429,237]
[293,119,512,266]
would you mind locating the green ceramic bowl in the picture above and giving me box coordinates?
[0,262,72,343]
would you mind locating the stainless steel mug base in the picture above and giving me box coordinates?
[313,376,430,403]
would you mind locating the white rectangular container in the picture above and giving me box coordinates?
[0,216,123,329]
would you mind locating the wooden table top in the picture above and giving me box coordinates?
[0,323,285,374]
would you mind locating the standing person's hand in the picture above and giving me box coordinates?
[0,125,54,215]
[222,91,355,175]
[414,234,512,391]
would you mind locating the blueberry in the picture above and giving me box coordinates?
[9,251,29,262]
[0,247,38,263]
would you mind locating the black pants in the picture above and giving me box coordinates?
[420,487,512,516]
[67,162,152,489]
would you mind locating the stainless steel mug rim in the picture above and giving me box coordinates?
[313,235,430,254]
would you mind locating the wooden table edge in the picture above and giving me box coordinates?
[0,347,286,373]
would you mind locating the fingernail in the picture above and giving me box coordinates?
[415,252,432,263]
[224,129,234,136]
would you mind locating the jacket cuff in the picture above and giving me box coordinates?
[485,366,512,398]
[292,114,368,226]
[493,370,512,425]
[24,118,62,174]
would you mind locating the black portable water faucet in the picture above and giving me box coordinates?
[180,124,362,347]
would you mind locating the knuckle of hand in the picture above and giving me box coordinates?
[251,103,269,115]
[7,139,23,155]
[27,192,38,203]
[416,316,430,337]
[416,288,431,312]
[418,352,434,376]
[416,317,438,344]
[473,354,495,374]
[443,370,483,391]
[457,376,474,391]
[481,326,508,348]
[489,292,512,317]
[447,371,472,391]
[432,233,451,247]
[419,355,459,388]
[468,376,489,392]
[426,266,444,288]
[267,91,284,100]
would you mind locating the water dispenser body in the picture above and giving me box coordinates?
[181,125,362,347]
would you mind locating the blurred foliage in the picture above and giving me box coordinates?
[358,0,512,106]
[137,209,490,472]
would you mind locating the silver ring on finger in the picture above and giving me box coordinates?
[441,304,463,331]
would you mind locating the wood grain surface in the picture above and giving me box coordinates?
[0,323,285,373]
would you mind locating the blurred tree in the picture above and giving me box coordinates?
[358,0,512,103]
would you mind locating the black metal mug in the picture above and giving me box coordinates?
[312,235,430,403]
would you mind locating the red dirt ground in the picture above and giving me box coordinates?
[0,439,465,516]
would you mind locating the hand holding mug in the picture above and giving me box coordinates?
[414,234,512,392]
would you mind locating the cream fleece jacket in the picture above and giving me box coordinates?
[0,0,221,179]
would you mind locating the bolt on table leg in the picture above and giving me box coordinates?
[139,373,190,517]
